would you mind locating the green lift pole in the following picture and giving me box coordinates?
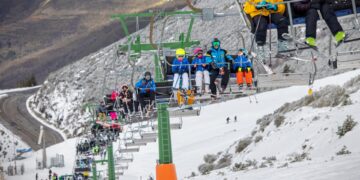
[107,144,115,180]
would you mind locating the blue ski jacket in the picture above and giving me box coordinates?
[192,56,209,72]
[233,55,252,71]
[172,57,190,74]
[135,78,156,94]
[206,47,233,68]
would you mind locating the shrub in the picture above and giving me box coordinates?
[254,135,263,143]
[274,115,285,127]
[336,146,351,155]
[198,163,214,175]
[289,152,308,163]
[235,137,252,153]
[215,154,232,169]
[203,154,218,164]
[232,159,258,171]
[257,115,272,132]
[337,115,357,137]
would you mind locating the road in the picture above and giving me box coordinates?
[0,89,64,151]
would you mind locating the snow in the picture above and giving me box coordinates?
[4,138,77,180]
[120,69,360,180]
[0,92,29,162]
[6,69,359,180]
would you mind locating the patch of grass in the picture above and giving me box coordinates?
[337,115,357,137]
[336,146,351,156]
[232,159,258,171]
[274,115,285,127]
[254,135,263,143]
[289,152,309,163]
[235,137,252,153]
[215,154,232,169]
[203,154,218,164]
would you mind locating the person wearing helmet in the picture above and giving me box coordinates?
[192,47,210,94]
[135,71,156,112]
[119,84,134,115]
[233,48,253,88]
[206,38,233,98]
[172,48,190,91]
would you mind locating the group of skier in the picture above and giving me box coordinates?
[243,0,346,61]
[171,38,253,99]
[94,0,349,115]
[95,71,156,119]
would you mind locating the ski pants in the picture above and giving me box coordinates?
[172,72,189,90]
[210,68,229,95]
[195,70,210,93]
[138,92,155,111]
[236,70,253,85]
[122,99,133,114]
[253,13,289,46]
[305,3,343,38]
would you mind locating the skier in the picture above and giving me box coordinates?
[172,48,190,92]
[206,38,233,99]
[233,48,253,88]
[135,71,156,112]
[192,47,210,94]
[292,0,346,47]
[244,0,289,61]
[119,84,134,115]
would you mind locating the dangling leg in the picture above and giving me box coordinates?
[203,70,210,93]
[271,13,290,51]
[172,73,180,101]
[245,70,253,87]
[221,68,230,91]
[195,71,203,93]
[236,69,244,87]
[210,69,220,97]
[320,3,345,43]
[305,8,319,47]
[182,72,189,90]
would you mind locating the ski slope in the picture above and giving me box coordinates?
[4,69,360,180]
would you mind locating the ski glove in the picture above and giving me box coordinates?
[266,3,278,11]
[256,1,268,9]
[247,67,252,72]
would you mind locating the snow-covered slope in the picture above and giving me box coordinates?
[6,69,360,180]
[0,95,29,162]
[30,0,360,137]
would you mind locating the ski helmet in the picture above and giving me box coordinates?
[212,38,221,47]
[193,47,203,55]
[175,48,186,58]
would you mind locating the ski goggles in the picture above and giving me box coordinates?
[212,41,220,46]
[176,55,185,58]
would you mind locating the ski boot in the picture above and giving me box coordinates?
[305,37,316,48]
[278,39,289,52]
[335,31,346,47]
